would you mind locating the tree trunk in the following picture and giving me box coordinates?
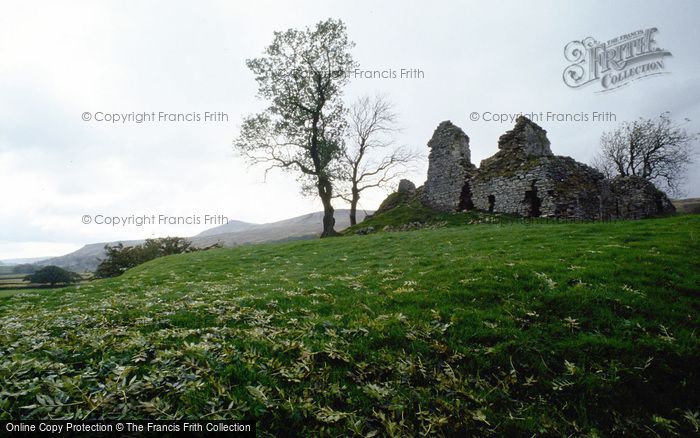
[308,112,337,238]
[349,203,357,226]
[349,187,359,226]
[318,176,338,238]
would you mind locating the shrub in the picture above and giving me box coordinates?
[95,237,219,278]
[24,266,81,286]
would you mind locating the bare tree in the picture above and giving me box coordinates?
[592,112,697,196]
[338,95,418,225]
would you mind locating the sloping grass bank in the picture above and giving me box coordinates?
[0,216,698,436]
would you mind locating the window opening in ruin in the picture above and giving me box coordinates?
[487,195,495,212]
[458,182,474,211]
[524,182,542,217]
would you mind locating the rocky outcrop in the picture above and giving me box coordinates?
[398,179,417,194]
[375,184,423,215]
[422,121,475,211]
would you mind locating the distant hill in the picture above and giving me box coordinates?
[0,257,52,266]
[672,198,700,214]
[38,209,371,272]
[194,219,257,237]
[37,240,144,273]
[192,210,369,247]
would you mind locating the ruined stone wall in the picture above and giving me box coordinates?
[417,116,675,221]
[470,173,550,216]
[422,121,475,211]
[469,156,608,219]
[610,176,676,219]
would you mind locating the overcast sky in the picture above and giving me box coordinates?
[1,0,699,260]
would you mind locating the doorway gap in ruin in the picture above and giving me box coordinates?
[524,182,542,217]
[458,182,474,211]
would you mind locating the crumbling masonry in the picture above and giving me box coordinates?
[422,116,675,220]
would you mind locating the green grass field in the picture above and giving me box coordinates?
[0,215,698,436]
[0,273,30,290]
[0,288,51,298]
[0,272,91,293]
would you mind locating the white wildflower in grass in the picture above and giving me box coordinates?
[524,376,538,386]
[622,284,646,297]
[683,411,699,432]
[563,317,580,331]
[564,360,578,375]
[363,383,393,400]
[551,378,574,391]
[315,406,351,423]
[658,325,675,343]
[393,281,416,293]
[534,272,557,289]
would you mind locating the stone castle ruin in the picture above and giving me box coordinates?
[421,116,675,220]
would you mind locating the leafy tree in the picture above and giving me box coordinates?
[235,18,355,237]
[338,94,418,225]
[24,265,81,286]
[140,236,193,261]
[592,112,697,196]
[95,237,199,278]
[94,243,144,278]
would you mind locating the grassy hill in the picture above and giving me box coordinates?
[38,210,372,273]
[673,198,700,214]
[343,193,519,234]
[0,215,698,435]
